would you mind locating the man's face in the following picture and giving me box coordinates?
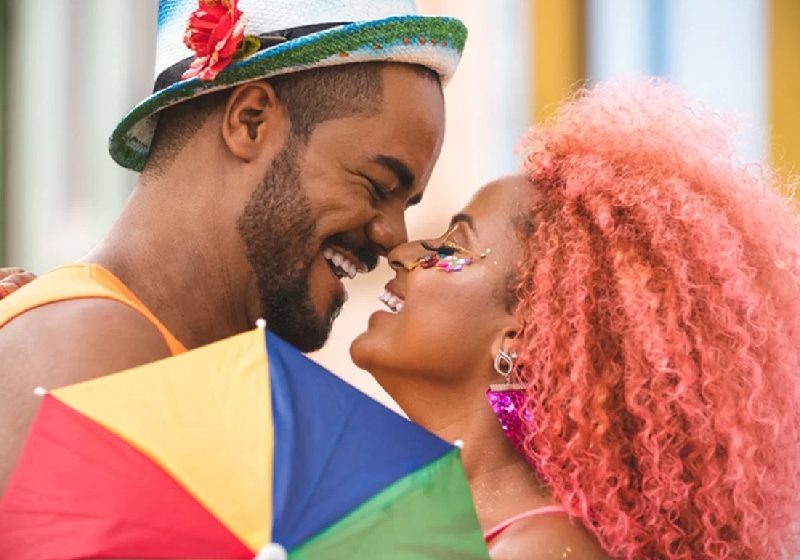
[238,65,446,352]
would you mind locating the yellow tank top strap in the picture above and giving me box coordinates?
[0,263,186,355]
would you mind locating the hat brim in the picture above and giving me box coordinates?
[109,15,467,172]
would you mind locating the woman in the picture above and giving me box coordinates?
[351,80,800,559]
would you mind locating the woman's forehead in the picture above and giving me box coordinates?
[462,175,531,222]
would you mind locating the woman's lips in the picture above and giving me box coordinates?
[378,283,405,313]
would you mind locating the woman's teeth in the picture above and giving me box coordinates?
[379,290,404,313]
[323,247,361,279]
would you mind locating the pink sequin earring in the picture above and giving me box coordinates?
[486,350,530,453]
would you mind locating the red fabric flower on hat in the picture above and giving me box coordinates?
[182,0,248,81]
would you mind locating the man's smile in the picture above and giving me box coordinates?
[322,245,368,280]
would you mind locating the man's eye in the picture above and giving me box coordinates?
[368,179,389,201]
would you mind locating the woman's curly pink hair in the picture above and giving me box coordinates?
[514,79,800,559]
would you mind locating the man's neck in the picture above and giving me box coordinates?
[84,181,257,350]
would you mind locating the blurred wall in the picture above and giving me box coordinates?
[587,0,768,164]
[5,0,156,272]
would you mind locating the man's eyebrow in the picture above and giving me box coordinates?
[372,155,415,190]
[449,213,477,234]
[406,193,424,208]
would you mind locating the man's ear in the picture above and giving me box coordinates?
[221,81,287,162]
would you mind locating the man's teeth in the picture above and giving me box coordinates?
[323,247,360,279]
[379,290,405,313]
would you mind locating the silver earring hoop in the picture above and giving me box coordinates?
[494,350,517,382]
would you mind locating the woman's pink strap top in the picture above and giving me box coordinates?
[484,505,568,543]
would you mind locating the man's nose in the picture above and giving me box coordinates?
[366,209,409,257]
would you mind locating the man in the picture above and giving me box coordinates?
[0,0,466,490]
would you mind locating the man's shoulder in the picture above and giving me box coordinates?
[0,298,172,490]
[0,298,171,386]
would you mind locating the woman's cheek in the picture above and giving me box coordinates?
[403,270,494,336]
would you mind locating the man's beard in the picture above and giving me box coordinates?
[236,136,343,352]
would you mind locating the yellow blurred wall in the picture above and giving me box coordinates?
[532,0,586,122]
[770,0,800,179]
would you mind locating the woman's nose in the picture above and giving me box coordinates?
[387,239,428,272]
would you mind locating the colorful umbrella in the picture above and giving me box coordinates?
[0,328,489,560]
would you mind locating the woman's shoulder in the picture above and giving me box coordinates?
[487,512,611,560]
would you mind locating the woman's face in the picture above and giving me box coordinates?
[350,175,532,386]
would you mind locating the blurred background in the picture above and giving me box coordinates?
[0,0,797,406]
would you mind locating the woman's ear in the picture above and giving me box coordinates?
[489,323,520,373]
[221,81,288,162]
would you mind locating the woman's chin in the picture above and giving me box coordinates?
[349,330,376,372]
[350,313,396,372]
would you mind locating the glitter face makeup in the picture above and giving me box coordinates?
[405,240,491,273]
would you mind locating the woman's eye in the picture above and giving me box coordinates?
[434,226,458,244]
[421,241,455,255]
[420,226,466,254]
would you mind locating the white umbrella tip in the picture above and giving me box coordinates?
[255,543,288,560]
[33,386,48,397]
[255,318,267,330]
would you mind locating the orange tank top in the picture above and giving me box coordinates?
[0,263,186,355]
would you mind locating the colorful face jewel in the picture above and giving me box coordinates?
[435,255,472,272]
[417,254,439,269]
[406,242,490,273]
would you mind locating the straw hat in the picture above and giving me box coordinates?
[109,0,467,172]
